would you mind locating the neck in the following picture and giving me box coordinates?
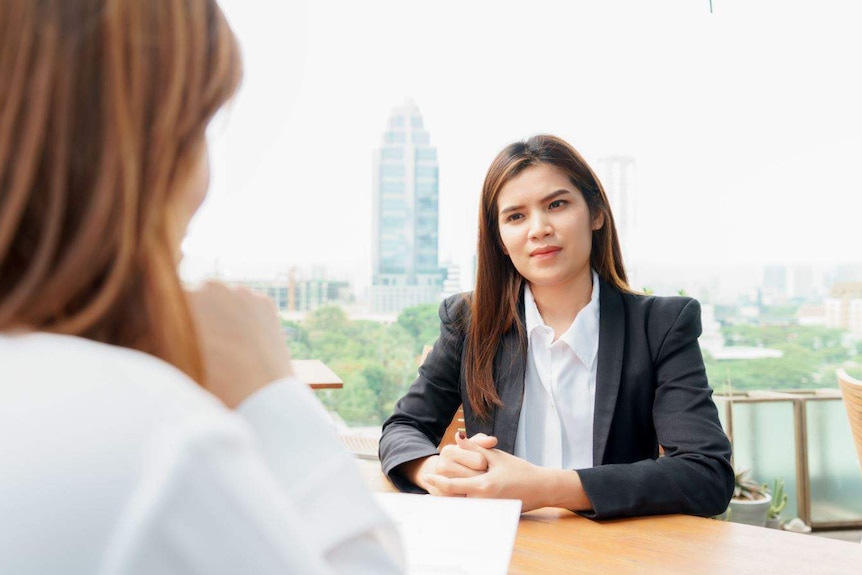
[530,270,594,336]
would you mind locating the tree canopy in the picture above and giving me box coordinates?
[705,324,856,393]
[286,304,441,426]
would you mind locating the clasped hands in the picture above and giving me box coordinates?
[419,432,552,512]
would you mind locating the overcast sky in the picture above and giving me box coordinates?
[182,0,862,291]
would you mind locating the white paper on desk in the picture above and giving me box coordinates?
[374,493,522,575]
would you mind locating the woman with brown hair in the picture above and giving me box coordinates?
[380,134,734,518]
[0,1,402,573]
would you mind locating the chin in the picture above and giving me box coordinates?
[524,275,565,288]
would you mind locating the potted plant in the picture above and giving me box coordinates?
[727,468,772,527]
[765,477,788,529]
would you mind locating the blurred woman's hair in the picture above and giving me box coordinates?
[466,134,630,418]
[0,0,242,381]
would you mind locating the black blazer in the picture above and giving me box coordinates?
[379,279,734,519]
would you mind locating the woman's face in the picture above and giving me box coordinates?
[496,163,603,291]
[170,143,210,262]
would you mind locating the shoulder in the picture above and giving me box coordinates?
[619,291,701,321]
[616,291,703,349]
[0,333,240,525]
[0,332,221,417]
[439,292,473,325]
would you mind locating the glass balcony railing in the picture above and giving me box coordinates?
[715,390,862,529]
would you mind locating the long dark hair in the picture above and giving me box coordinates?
[466,134,630,419]
[0,0,242,381]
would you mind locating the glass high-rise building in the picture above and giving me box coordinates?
[371,99,444,314]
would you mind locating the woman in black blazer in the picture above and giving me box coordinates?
[379,135,734,519]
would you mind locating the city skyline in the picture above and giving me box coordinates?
[180,0,862,294]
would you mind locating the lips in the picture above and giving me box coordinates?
[530,246,561,257]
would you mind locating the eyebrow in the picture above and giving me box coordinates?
[498,189,573,216]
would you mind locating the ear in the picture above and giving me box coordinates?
[591,210,605,231]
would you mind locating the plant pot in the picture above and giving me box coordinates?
[727,493,772,527]
[765,517,783,529]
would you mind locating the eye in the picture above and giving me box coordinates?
[548,199,568,210]
[505,212,524,223]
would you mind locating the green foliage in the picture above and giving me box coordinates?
[705,324,854,392]
[396,303,440,354]
[281,320,311,358]
[720,324,846,353]
[288,304,442,426]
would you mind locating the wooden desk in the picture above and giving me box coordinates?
[291,359,343,389]
[510,508,862,574]
[357,460,862,574]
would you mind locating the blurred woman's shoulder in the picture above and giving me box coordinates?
[0,331,222,419]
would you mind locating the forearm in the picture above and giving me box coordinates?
[397,455,439,492]
[379,421,441,493]
[536,467,593,512]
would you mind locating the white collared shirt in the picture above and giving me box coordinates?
[514,270,600,470]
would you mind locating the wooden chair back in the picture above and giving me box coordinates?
[438,405,465,449]
[838,368,862,477]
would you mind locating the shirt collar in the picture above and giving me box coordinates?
[523,270,601,367]
[523,284,545,336]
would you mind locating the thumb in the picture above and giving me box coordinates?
[456,431,498,452]
[466,432,498,449]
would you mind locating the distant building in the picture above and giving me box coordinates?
[762,265,788,303]
[788,265,819,301]
[796,304,826,326]
[229,271,352,314]
[826,282,862,337]
[440,261,461,299]
[759,264,823,304]
[370,99,444,314]
[596,156,636,267]
[851,300,862,338]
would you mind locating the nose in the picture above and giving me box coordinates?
[528,212,552,240]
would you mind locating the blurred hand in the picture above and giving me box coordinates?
[187,281,293,408]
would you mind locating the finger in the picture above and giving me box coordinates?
[424,473,473,497]
[434,456,487,479]
[467,433,498,449]
[439,443,489,472]
[455,432,497,458]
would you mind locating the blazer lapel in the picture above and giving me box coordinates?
[492,298,527,454]
[593,280,625,465]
